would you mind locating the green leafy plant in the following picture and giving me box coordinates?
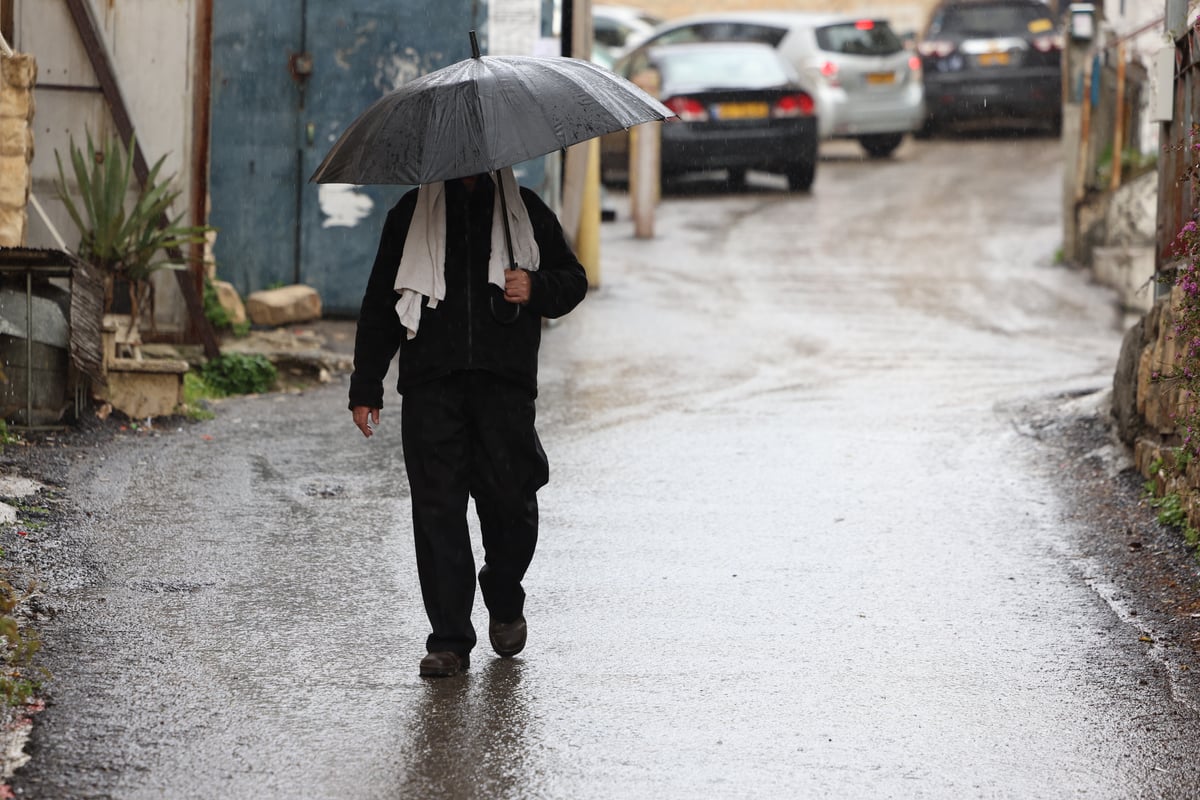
[1149,491,1188,528]
[0,420,17,452]
[0,578,44,707]
[200,353,277,396]
[54,130,211,338]
[202,277,231,330]
[181,372,217,421]
[1096,145,1158,186]
[202,278,250,338]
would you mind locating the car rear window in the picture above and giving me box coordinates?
[931,2,1053,36]
[654,22,788,48]
[657,47,791,90]
[815,21,904,56]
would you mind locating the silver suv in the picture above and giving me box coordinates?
[616,11,926,158]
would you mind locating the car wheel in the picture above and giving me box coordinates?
[859,134,904,158]
[786,162,815,193]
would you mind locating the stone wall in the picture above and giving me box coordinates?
[1115,287,1200,526]
[0,53,35,247]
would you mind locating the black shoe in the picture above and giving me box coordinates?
[489,616,527,658]
[419,650,469,677]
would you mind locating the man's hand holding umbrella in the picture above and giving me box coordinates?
[503,268,532,304]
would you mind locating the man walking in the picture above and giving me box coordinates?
[349,168,587,678]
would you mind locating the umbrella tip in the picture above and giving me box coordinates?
[469,30,481,59]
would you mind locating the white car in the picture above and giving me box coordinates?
[592,5,663,58]
[616,11,926,158]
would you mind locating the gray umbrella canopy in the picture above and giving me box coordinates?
[309,44,674,186]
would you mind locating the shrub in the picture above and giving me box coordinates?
[200,353,277,396]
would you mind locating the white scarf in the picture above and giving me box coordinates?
[394,167,540,339]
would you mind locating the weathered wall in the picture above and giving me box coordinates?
[0,53,35,247]
[14,0,198,330]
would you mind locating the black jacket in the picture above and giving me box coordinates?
[348,176,588,408]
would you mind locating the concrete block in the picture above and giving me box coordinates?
[98,359,189,419]
[0,118,28,158]
[0,83,30,120]
[1137,346,1152,415]
[213,279,247,325]
[1102,170,1158,245]
[245,284,321,327]
[0,55,36,90]
[1093,245,1156,313]
[1135,437,1162,477]
[1113,318,1145,444]
[0,155,28,208]
[0,208,25,248]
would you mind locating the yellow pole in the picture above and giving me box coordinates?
[577,137,602,288]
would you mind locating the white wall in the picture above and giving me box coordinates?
[16,0,199,331]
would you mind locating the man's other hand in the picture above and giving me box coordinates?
[352,406,380,438]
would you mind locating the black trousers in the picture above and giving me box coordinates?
[400,370,548,657]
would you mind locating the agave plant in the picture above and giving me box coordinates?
[54,130,210,344]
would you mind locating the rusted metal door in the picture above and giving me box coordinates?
[209,1,482,315]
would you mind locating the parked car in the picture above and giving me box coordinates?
[916,0,1063,133]
[601,42,819,191]
[613,11,925,158]
[592,5,662,58]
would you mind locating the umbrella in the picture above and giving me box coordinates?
[309,31,674,186]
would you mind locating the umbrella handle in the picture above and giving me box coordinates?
[495,172,520,272]
[491,168,522,323]
[490,294,521,324]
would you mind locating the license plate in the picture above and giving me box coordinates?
[866,72,895,85]
[714,101,768,120]
[978,51,1010,66]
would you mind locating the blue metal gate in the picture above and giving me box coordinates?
[209,0,484,315]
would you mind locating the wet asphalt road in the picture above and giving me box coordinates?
[13,135,1200,798]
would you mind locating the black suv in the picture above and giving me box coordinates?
[917,0,1062,132]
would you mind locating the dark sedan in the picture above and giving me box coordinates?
[917,0,1062,133]
[601,42,819,192]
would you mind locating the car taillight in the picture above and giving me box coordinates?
[663,96,708,122]
[908,54,922,74]
[1031,33,1063,52]
[819,60,840,87]
[773,92,815,118]
[917,40,956,58]
[855,19,875,30]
